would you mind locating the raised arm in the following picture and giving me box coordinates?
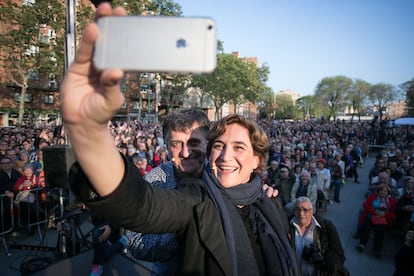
[60,3,126,196]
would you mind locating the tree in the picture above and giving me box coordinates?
[256,89,275,120]
[111,0,184,118]
[192,53,270,120]
[368,83,397,120]
[314,76,353,120]
[112,0,182,16]
[273,94,295,120]
[160,73,190,113]
[348,79,370,122]
[401,78,414,117]
[296,95,315,119]
[0,0,66,125]
[192,54,238,120]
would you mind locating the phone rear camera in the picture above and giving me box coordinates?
[207,25,213,30]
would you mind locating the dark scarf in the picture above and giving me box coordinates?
[203,167,298,276]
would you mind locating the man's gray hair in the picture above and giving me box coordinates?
[295,196,312,207]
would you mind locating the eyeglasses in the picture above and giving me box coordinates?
[294,207,313,213]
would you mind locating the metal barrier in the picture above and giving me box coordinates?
[0,193,14,256]
[14,187,49,240]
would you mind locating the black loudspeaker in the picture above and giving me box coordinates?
[43,145,75,189]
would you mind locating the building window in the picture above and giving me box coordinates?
[28,70,39,80]
[44,94,54,104]
[23,0,35,6]
[14,93,32,103]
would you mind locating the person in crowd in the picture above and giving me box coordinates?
[293,163,303,183]
[274,166,295,206]
[132,156,152,176]
[60,8,297,274]
[393,226,414,276]
[285,171,318,217]
[267,160,279,187]
[389,160,404,183]
[89,211,128,276]
[15,150,29,174]
[396,177,414,234]
[268,142,282,165]
[13,164,39,195]
[397,159,411,177]
[21,138,38,162]
[125,108,212,275]
[155,146,169,165]
[289,196,348,276]
[280,146,294,169]
[315,159,331,203]
[5,148,18,170]
[330,153,345,203]
[356,184,397,257]
[13,164,40,232]
[0,156,21,196]
[345,144,360,184]
[303,160,311,174]
[369,171,399,199]
[368,158,386,184]
[0,156,20,233]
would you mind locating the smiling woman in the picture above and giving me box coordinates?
[202,114,297,275]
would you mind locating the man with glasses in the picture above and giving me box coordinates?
[0,156,22,235]
[0,156,21,197]
[369,158,386,184]
[289,196,347,275]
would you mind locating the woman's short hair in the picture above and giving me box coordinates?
[207,114,269,175]
[376,183,391,194]
[23,163,34,172]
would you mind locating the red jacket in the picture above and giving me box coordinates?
[13,174,39,194]
[358,194,397,225]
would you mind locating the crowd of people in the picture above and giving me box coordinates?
[2,3,414,275]
[2,110,414,275]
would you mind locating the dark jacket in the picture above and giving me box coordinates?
[396,192,414,225]
[75,157,294,275]
[290,216,348,276]
[0,169,21,194]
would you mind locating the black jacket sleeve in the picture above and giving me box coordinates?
[319,218,347,275]
[69,155,197,234]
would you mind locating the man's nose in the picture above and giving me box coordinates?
[180,144,192,158]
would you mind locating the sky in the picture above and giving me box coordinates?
[174,0,414,96]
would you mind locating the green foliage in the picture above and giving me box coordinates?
[314,75,353,120]
[348,79,370,121]
[192,53,271,120]
[0,0,66,82]
[112,0,182,16]
[273,94,295,120]
[402,78,414,116]
[0,0,66,125]
[368,83,397,120]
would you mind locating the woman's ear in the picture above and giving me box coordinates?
[252,156,259,170]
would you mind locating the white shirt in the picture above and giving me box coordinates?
[291,216,321,276]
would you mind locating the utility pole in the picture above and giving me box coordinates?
[64,0,76,73]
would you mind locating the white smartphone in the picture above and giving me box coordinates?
[94,16,217,73]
